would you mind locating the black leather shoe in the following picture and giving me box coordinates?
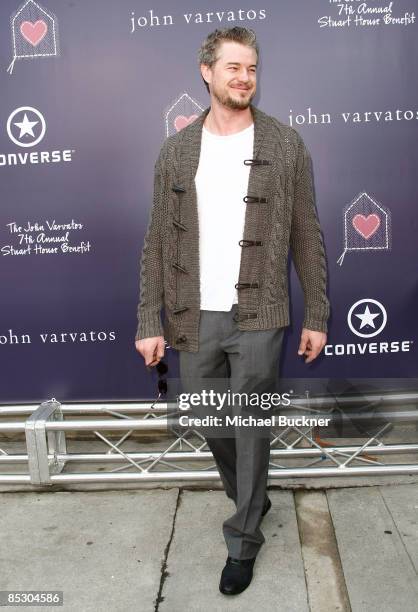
[262,496,272,517]
[219,556,256,595]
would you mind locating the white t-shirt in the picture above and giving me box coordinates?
[194,122,254,310]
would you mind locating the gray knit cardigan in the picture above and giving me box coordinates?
[135,104,330,352]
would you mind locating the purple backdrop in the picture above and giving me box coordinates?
[0,0,417,403]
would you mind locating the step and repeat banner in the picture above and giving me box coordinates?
[0,0,417,403]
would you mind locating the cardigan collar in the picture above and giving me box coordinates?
[183,103,270,183]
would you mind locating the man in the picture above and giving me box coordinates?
[135,27,330,595]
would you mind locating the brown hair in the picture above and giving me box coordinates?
[197,27,259,93]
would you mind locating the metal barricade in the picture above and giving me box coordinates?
[1,385,418,486]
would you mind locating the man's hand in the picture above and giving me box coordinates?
[297,328,327,364]
[135,336,165,367]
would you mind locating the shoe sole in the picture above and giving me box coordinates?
[261,498,272,517]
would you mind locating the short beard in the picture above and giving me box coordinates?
[212,86,255,111]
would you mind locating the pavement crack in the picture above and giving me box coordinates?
[378,486,418,577]
[295,489,352,612]
[154,488,181,611]
[324,490,352,612]
[293,490,311,611]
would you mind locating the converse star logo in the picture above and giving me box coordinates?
[347,299,387,338]
[7,106,46,148]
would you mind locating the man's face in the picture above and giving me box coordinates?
[201,41,257,110]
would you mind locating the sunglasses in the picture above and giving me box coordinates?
[146,359,168,397]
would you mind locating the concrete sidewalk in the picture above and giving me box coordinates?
[1,484,418,612]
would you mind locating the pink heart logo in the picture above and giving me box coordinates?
[174,114,198,132]
[20,20,48,47]
[352,213,381,239]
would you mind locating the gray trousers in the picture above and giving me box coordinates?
[179,303,285,559]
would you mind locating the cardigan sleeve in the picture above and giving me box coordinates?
[289,132,330,333]
[135,141,168,341]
